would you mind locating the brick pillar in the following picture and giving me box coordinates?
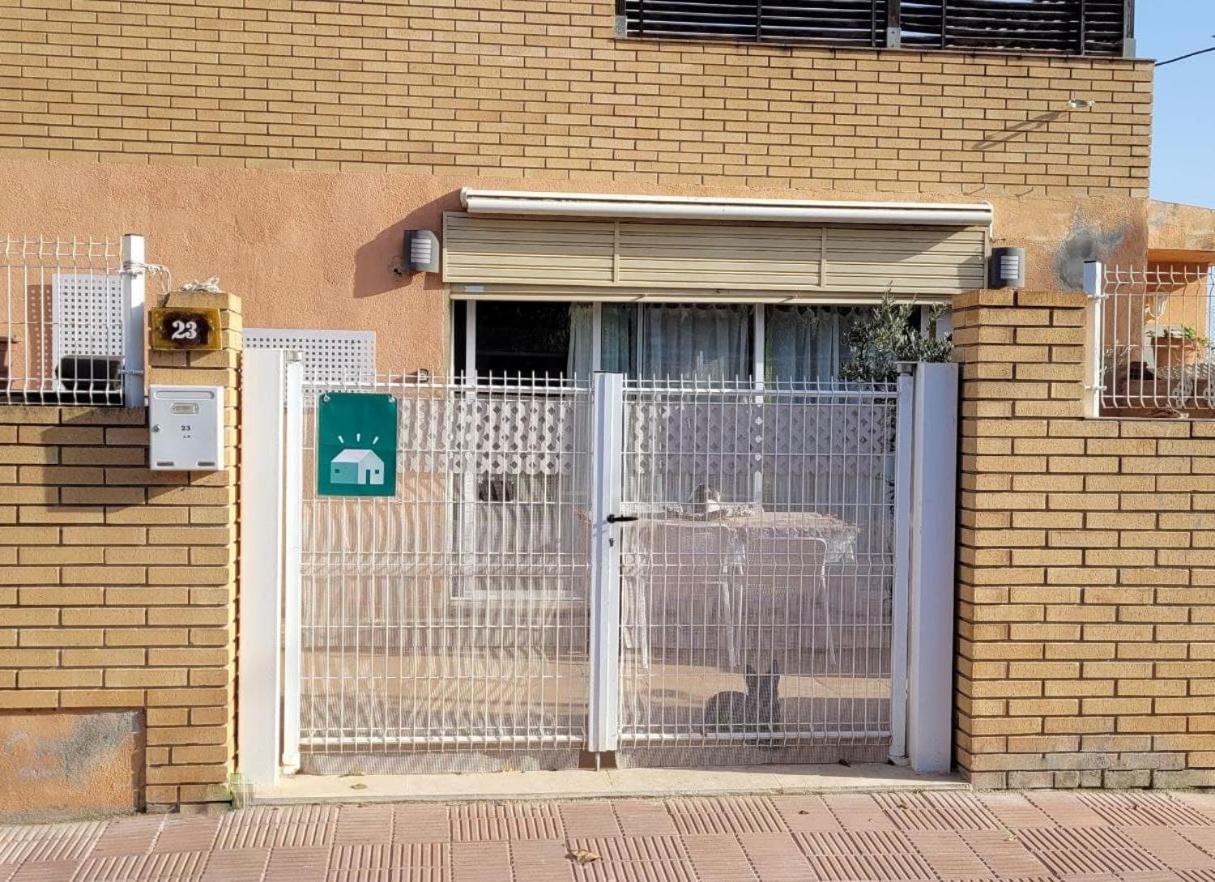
[0,289,242,820]
[141,289,241,809]
[953,289,1215,789]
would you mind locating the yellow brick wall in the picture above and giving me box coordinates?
[0,292,240,811]
[2,0,1152,197]
[954,289,1215,788]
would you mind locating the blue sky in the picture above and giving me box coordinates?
[1141,2,1215,207]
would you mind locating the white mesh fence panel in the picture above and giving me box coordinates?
[1101,264,1215,415]
[0,235,125,404]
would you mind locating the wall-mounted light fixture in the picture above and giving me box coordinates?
[989,247,1026,289]
[404,230,440,274]
[1066,97,1096,111]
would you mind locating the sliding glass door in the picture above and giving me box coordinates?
[453,300,879,385]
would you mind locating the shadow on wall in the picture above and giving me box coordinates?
[975,111,1065,151]
[353,192,460,300]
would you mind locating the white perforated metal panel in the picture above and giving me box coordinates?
[244,328,375,384]
[52,272,124,361]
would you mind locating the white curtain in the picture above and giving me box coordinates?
[765,306,857,382]
[638,304,750,381]
[601,303,635,375]
[567,303,594,380]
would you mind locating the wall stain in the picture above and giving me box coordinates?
[12,712,139,781]
[1055,213,1129,290]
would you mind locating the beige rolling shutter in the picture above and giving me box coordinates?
[617,224,822,289]
[444,215,615,285]
[824,226,988,295]
[444,214,985,296]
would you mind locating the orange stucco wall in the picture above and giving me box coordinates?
[2,158,1149,372]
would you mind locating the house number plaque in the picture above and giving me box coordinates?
[149,307,222,352]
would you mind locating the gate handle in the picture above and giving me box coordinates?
[606,514,639,524]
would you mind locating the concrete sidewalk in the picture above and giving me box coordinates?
[3,790,1215,881]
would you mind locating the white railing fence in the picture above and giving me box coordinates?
[0,234,145,406]
[1090,262,1215,416]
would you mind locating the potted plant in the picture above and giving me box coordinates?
[1151,326,1208,371]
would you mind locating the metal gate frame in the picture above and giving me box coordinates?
[237,359,958,790]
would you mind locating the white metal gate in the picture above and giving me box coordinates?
[611,380,899,767]
[256,367,956,779]
[297,379,594,772]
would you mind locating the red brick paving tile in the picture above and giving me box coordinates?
[336,805,394,844]
[1127,828,1215,872]
[1026,792,1110,828]
[10,862,82,882]
[769,795,843,834]
[556,803,621,840]
[450,840,510,882]
[974,793,1056,829]
[798,829,918,856]
[329,869,450,882]
[667,796,785,835]
[88,816,165,858]
[0,829,97,865]
[906,830,993,880]
[566,836,688,863]
[1014,831,1167,879]
[682,833,760,882]
[331,842,447,870]
[609,801,676,836]
[5,791,1215,882]
[1120,872,1189,882]
[216,806,337,849]
[876,792,1003,832]
[1172,795,1215,823]
[824,794,899,831]
[392,806,450,843]
[509,840,574,882]
[959,829,1053,879]
[1014,825,1143,853]
[1078,793,1213,828]
[145,849,214,881]
[153,818,220,853]
[451,803,562,842]
[797,829,936,881]
[566,836,693,882]
[804,849,936,881]
[0,821,105,848]
[199,846,270,882]
[263,845,331,881]
[737,831,815,882]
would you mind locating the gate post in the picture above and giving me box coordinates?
[905,362,959,774]
[239,349,287,790]
[889,370,914,764]
[587,372,625,757]
[280,354,304,773]
[120,234,147,407]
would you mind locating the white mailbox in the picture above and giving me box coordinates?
[149,385,225,471]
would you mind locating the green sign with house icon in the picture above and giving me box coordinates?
[316,392,398,497]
